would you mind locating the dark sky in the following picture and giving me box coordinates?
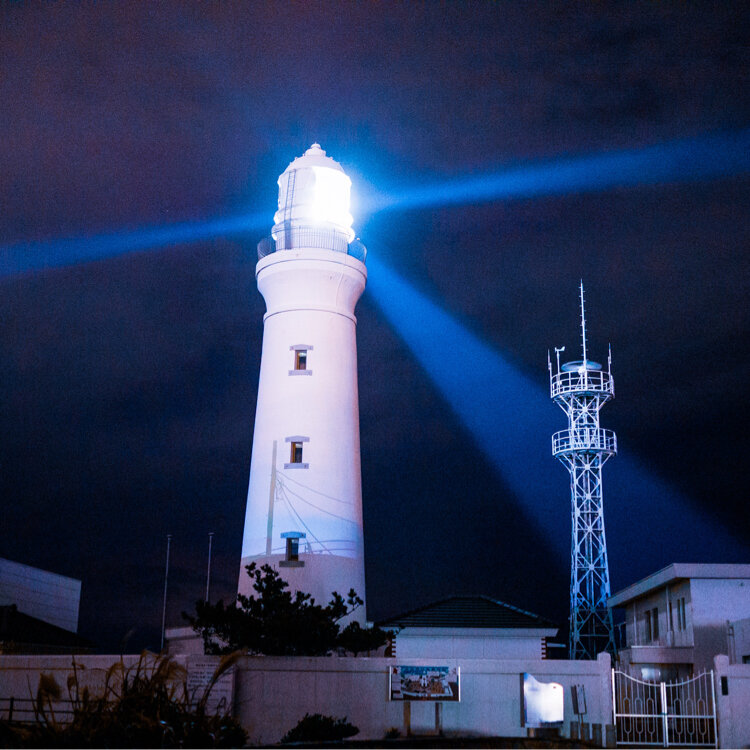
[1,2,748,651]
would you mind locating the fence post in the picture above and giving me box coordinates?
[660,681,668,748]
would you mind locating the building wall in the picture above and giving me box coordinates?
[691,578,750,672]
[623,579,692,649]
[0,558,81,633]
[714,654,750,749]
[232,654,613,745]
[393,628,554,660]
[729,616,750,664]
[0,652,613,744]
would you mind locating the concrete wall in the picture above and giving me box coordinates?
[233,653,613,745]
[394,628,554,660]
[0,652,613,744]
[729,616,750,664]
[0,558,81,633]
[714,654,750,749]
[0,654,161,722]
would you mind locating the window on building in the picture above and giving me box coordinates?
[290,441,303,464]
[643,608,659,642]
[289,345,313,375]
[677,598,687,630]
[284,436,309,469]
[280,531,305,568]
[669,601,674,631]
[286,536,299,561]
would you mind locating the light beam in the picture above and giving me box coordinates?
[365,252,749,575]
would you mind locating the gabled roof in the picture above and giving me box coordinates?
[377,595,557,630]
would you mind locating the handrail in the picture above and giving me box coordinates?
[552,427,617,455]
[257,225,367,262]
[551,369,614,398]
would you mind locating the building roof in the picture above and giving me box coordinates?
[377,595,557,630]
[0,605,94,653]
[609,563,750,608]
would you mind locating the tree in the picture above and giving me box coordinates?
[185,563,390,656]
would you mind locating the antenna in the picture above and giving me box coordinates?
[608,343,612,375]
[580,280,587,365]
[549,285,617,660]
[555,346,565,374]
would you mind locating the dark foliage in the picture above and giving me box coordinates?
[0,652,247,748]
[280,713,359,744]
[185,562,390,656]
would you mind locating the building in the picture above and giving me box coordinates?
[378,595,558,660]
[609,563,750,680]
[0,557,81,634]
[238,144,369,619]
[0,557,91,654]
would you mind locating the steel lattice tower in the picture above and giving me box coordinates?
[549,283,617,660]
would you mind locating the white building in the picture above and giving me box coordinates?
[0,557,81,633]
[379,595,559,660]
[238,144,368,619]
[609,563,750,680]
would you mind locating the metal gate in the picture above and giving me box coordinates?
[612,670,717,747]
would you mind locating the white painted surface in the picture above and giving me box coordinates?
[393,627,557,660]
[0,653,613,742]
[612,564,750,675]
[231,654,613,744]
[0,557,81,633]
[714,654,750,749]
[239,147,367,619]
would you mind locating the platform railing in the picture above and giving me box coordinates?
[552,427,617,455]
[257,225,367,262]
[551,369,614,398]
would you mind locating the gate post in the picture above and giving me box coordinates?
[660,681,668,748]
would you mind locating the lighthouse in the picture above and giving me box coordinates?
[239,144,368,621]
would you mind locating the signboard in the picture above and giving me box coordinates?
[389,666,460,702]
[186,658,235,715]
[521,672,563,727]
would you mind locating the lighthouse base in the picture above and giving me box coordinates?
[238,553,367,625]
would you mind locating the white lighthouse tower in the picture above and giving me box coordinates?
[239,144,368,620]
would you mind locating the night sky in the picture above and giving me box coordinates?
[1,3,748,652]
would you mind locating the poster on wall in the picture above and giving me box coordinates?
[389,666,460,701]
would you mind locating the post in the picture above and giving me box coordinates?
[160,534,172,652]
[205,532,214,601]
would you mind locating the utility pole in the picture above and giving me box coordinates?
[205,532,214,602]
[160,534,172,652]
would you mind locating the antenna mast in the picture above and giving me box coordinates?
[549,285,617,660]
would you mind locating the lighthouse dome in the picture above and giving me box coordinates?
[273,143,355,242]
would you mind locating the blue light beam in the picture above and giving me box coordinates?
[365,252,749,578]
[363,129,750,214]
[0,213,269,278]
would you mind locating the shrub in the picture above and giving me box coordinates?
[0,652,247,748]
[281,713,359,744]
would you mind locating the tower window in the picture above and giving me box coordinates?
[290,442,303,463]
[284,435,309,469]
[280,531,305,568]
[289,344,313,376]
